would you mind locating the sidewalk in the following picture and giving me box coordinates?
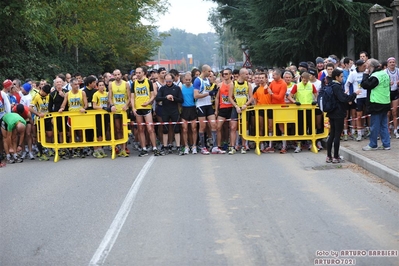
[337,135,399,187]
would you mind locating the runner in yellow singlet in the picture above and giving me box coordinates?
[108,69,130,157]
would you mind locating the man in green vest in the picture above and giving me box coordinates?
[361,58,391,151]
[287,72,318,153]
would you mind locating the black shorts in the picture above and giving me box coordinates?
[347,101,357,110]
[230,107,251,121]
[181,106,197,121]
[128,108,136,121]
[0,118,6,131]
[218,107,232,119]
[267,109,273,119]
[196,105,214,118]
[96,114,110,137]
[136,109,152,116]
[44,118,53,132]
[356,98,366,112]
[114,114,122,120]
[56,116,67,132]
[315,108,323,115]
[390,90,399,101]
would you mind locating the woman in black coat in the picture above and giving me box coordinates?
[326,69,361,163]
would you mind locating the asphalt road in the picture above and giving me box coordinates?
[1,150,398,266]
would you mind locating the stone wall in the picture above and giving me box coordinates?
[369,1,399,61]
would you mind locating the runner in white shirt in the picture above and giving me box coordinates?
[193,64,219,155]
[386,57,399,138]
[345,59,367,141]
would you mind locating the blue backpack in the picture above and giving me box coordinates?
[317,84,338,112]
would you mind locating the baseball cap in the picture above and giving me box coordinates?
[3,79,13,89]
[355,59,365,66]
[22,83,32,93]
[308,68,317,76]
[157,67,166,73]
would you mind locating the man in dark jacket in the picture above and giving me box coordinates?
[326,69,361,163]
[156,73,184,155]
[360,59,391,151]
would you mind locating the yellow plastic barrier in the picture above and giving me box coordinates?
[37,110,130,162]
[239,104,329,155]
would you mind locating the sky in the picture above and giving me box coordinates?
[155,0,217,35]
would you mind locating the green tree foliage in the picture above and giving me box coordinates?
[0,0,165,81]
[211,0,393,66]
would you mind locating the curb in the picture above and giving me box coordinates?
[339,146,399,188]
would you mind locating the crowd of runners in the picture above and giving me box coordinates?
[0,51,398,166]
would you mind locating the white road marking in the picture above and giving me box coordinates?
[89,156,156,265]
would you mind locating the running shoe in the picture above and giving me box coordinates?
[240,147,246,154]
[47,149,55,157]
[294,146,301,153]
[73,149,81,158]
[14,156,23,163]
[93,150,103,158]
[356,135,362,141]
[139,149,148,157]
[228,147,236,155]
[395,132,399,139]
[125,147,130,154]
[201,147,210,155]
[362,145,377,151]
[280,148,287,154]
[316,141,323,151]
[99,149,108,157]
[262,147,275,153]
[153,148,160,156]
[326,156,332,163]
[118,150,129,157]
[332,157,341,164]
[343,134,348,141]
[212,147,226,154]
[178,148,184,156]
[192,146,198,154]
[184,146,190,155]
[377,145,391,150]
[160,147,166,156]
[29,152,35,160]
[6,157,15,164]
[38,154,49,161]
[168,144,173,154]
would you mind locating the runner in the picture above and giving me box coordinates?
[92,79,110,158]
[385,57,399,138]
[180,73,198,154]
[29,84,52,161]
[193,64,218,155]
[214,68,232,154]
[1,112,26,164]
[131,67,159,157]
[59,78,88,158]
[156,73,184,155]
[108,69,130,157]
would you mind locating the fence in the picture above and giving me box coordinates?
[37,110,129,162]
[239,105,329,155]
